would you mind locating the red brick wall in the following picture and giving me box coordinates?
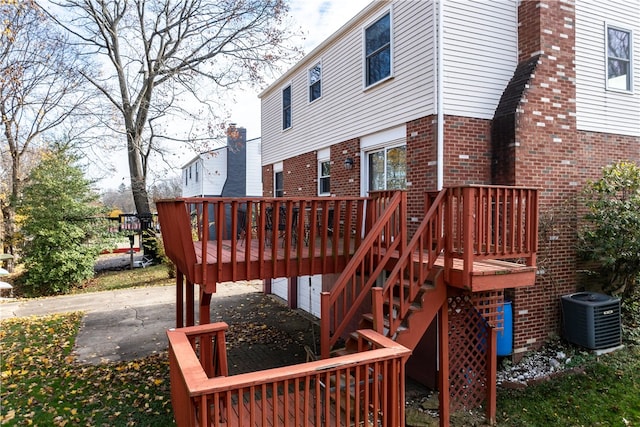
[282,152,318,197]
[330,138,361,197]
[443,116,492,187]
[262,165,274,197]
[406,116,437,226]
[508,0,579,356]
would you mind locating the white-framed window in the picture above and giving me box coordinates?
[282,85,292,130]
[274,170,284,197]
[364,11,392,87]
[367,145,406,191]
[195,163,199,182]
[184,170,188,185]
[606,25,632,92]
[318,160,330,195]
[309,62,322,102]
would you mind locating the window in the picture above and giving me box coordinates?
[367,145,406,191]
[274,171,284,197]
[184,170,188,185]
[195,163,199,182]
[318,160,330,195]
[606,26,632,91]
[365,13,391,87]
[282,85,292,129]
[309,63,322,102]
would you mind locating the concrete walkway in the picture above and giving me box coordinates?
[0,282,262,365]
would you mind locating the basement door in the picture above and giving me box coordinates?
[297,275,322,318]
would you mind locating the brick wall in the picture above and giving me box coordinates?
[281,152,318,197]
[508,0,580,356]
[406,116,437,226]
[262,165,274,197]
[330,138,361,197]
[443,115,492,187]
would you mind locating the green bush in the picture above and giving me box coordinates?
[578,161,640,300]
[17,152,110,296]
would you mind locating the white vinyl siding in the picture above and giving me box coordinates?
[260,1,435,166]
[441,0,518,119]
[182,151,227,197]
[246,138,263,196]
[575,0,640,136]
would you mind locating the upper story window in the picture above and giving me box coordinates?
[184,170,188,185]
[365,12,392,87]
[318,160,330,195]
[195,163,199,182]
[274,171,284,197]
[606,26,632,92]
[309,63,322,102]
[282,85,292,130]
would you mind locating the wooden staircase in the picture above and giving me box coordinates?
[321,186,539,425]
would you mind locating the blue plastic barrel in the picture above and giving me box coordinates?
[497,301,513,356]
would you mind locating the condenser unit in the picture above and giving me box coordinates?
[561,292,621,350]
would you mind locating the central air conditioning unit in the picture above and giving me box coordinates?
[561,292,621,350]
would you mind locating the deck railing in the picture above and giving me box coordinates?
[167,325,411,427]
[372,189,448,340]
[320,191,406,359]
[157,196,369,285]
[444,186,539,287]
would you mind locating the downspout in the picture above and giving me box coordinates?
[436,0,444,191]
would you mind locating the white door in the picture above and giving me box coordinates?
[271,277,288,301]
[297,275,322,318]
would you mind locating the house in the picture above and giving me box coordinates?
[181,125,261,198]
[258,0,639,364]
[156,1,638,424]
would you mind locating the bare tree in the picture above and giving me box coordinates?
[1,0,94,257]
[41,0,303,221]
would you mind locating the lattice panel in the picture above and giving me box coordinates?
[471,290,505,331]
[448,292,489,412]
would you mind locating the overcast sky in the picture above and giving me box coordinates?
[96,0,373,190]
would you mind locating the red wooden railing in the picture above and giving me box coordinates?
[372,189,448,340]
[157,196,368,286]
[444,186,538,288]
[320,191,406,359]
[167,324,410,427]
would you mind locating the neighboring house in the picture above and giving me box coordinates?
[259,0,639,361]
[182,125,262,198]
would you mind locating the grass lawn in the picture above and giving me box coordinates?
[496,344,640,426]
[0,313,173,426]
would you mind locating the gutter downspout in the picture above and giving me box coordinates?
[436,0,444,191]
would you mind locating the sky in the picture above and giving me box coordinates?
[97,0,373,191]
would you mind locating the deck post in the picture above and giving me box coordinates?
[320,291,330,359]
[186,281,194,327]
[487,327,498,424]
[176,271,184,328]
[462,187,474,288]
[372,287,384,334]
[199,289,212,325]
[439,296,450,427]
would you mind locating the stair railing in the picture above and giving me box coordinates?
[320,191,406,359]
[372,189,448,338]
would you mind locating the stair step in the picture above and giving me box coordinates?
[361,313,407,333]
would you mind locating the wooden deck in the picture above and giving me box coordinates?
[158,186,540,427]
[192,236,354,288]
